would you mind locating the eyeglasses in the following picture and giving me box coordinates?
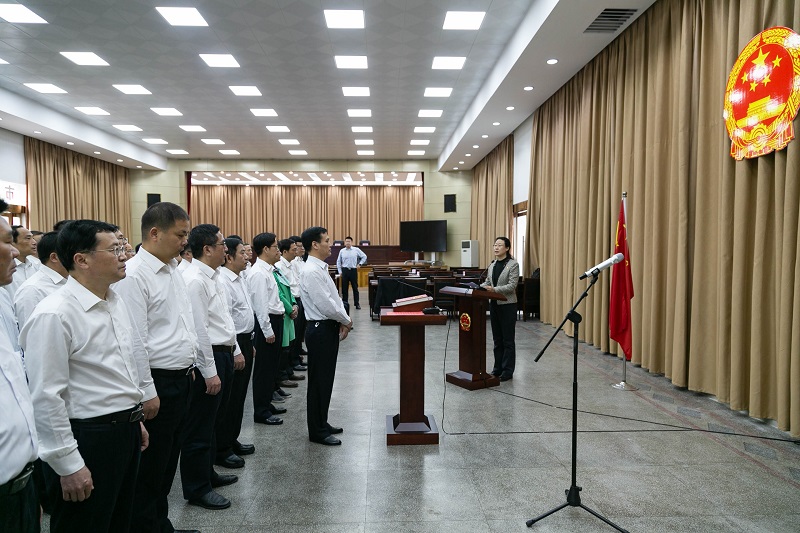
[85,246,126,257]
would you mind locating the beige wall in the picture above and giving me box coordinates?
[129,159,472,266]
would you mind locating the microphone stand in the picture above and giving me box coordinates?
[528,273,629,532]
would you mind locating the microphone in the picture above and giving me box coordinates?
[391,278,433,296]
[579,253,624,280]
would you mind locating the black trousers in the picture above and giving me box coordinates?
[490,301,517,376]
[341,267,359,305]
[252,314,283,419]
[132,369,192,533]
[216,332,254,459]
[0,468,39,533]
[180,351,233,500]
[305,319,341,440]
[45,418,141,533]
[290,298,307,367]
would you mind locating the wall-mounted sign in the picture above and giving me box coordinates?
[0,180,27,206]
[724,27,800,160]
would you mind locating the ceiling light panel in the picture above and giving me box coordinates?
[74,106,109,115]
[201,138,225,144]
[24,83,66,93]
[113,84,150,94]
[357,150,374,156]
[288,150,307,155]
[418,109,442,117]
[156,7,208,26]
[410,140,430,145]
[414,126,436,133]
[352,126,373,133]
[113,124,142,131]
[342,87,370,96]
[354,139,373,145]
[0,58,7,64]
[266,126,290,132]
[229,86,261,96]
[424,87,452,97]
[199,54,239,67]
[142,138,168,144]
[278,139,299,145]
[60,52,108,66]
[324,10,364,29]
[251,108,277,117]
[179,125,206,132]
[432,56,465,70]
[151,107,182,116]
[348,109,371,117]
[167,149,188,154]
[220,149,240,155]
[335,56,368,69]
[443,11,485,30]
[0,4,47,23]
[408,150,425,156]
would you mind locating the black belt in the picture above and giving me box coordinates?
[0,462,34,496]
[212,344,235,354]
[71,404,144,425]
[342,267,357,270]
[151,365,194,378]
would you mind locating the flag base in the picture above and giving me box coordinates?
[612,380,638,391]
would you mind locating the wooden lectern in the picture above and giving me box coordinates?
[440,286,507,390]
[380,303,446,445]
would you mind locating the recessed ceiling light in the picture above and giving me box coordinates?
[199,54,239,67]
[266,126,290,132]
[335,56,368,69]
[136,165,142,168]
[33,130,41,134]
[432,56,466,70]
[116,159,124,162]
[459,161,464,164]
[424,87,452,97]
[93,151,101,154]
[443,11,485,30]
[418,109,442,118]
[143,138,168,144]
[179,125,206,132]
[410,140,430,145]
[492,122,500,126]
[453,167,459,170]
[113,84,151,95]
[156,7,208,26]
[113,124,142,131]
[66,141,74,145]
[251,108,277,117]
[342,86,370,96]
[354,139,374,145]
[24,83,66,94]
[408,150,425,156]
[357,150,375,156]
[348,109,372,117]
[473,145,479,148]
[324,10,364,29]
[506,106,514,111]
[220,149,240,155]
[288,150,308,155]
[524,86,533,91]
[75,107,109,115]
[482,134,488,138]
[151,107,182,116]
[60,52,108,66]
[279,139,300,145]
[166,149,189,155]
[201,138,225,144]
[351,126,373,133]
[0,58,7,64]
[547,58,558,65]
[0,4,47,23]
[229,86,261,96]
[414,126,435,133]
[465,153,471,156]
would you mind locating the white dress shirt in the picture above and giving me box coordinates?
[5,256,41,299]
[20,277,143,476]
[300,256,350,324]
[0,321,38,484]
[219,266,255,334]
[279,255,300,298]
[13,265,67,327]
[336,246,367,272]
[247,258,284,338]
[176,257,196,275]
[0,289,21,356]
[114,247,199,400]
[183,261,239,367]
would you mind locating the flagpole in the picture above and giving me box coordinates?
[613,192,637,391]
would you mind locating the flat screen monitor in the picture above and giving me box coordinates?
[399,220,447,252]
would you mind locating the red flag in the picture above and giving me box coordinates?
[609,196,634,360]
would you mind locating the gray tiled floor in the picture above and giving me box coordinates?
[42,306,800,532]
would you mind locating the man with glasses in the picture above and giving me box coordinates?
[20,220,147,533]
[180,225,239,510]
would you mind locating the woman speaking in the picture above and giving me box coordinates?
[482,237,519,381]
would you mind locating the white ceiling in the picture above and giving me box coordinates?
[0,0,656,173]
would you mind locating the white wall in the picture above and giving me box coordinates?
[512,114,533,205]
[0,128,25,185]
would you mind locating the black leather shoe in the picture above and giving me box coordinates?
[279,380,299,388]
[288,373,305,381]
[210,473,238,488]
[328,426,343,434]
[499,374,513,381]
[233,441,255,455]
[277,389,292,397]
[491,370,502,377]
[355,304,361,309]
[254,415,283,425]
[215,453,244,469]
[311,435,341,446]
[188,490,231,510]
[271,405,287,414]
[293,364,307,371]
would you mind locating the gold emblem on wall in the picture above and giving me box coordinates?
[459,313,471,331]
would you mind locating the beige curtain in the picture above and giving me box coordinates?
[526,0,800,436]
[190,183,423,244]
[471,135,514,266]
[25,137,131,235]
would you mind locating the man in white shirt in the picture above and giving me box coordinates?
[291,235,308,363]
[180,224,239,510]
[279,238,307,373]
[0,201,39,533]
[20,220,148,533]
[13,231,67,327]
[336,236,367,309]
[300,227,353,446]
[5,225,40,299]
[114,202,200,533]
[248,232,287,425]
[216,237,256,466]
[176,244,194,275]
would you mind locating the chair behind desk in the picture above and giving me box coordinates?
[371,277,429,319]
[432,278,457,318]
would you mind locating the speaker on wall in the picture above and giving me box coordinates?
[147,193,161,207]
[444,194,456,213]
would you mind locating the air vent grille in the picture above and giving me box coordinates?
[584,8,638,33]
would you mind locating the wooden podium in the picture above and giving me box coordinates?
[380,301,446,445]
[440,286,507,390]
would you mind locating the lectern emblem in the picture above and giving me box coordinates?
[459,313,471,331]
